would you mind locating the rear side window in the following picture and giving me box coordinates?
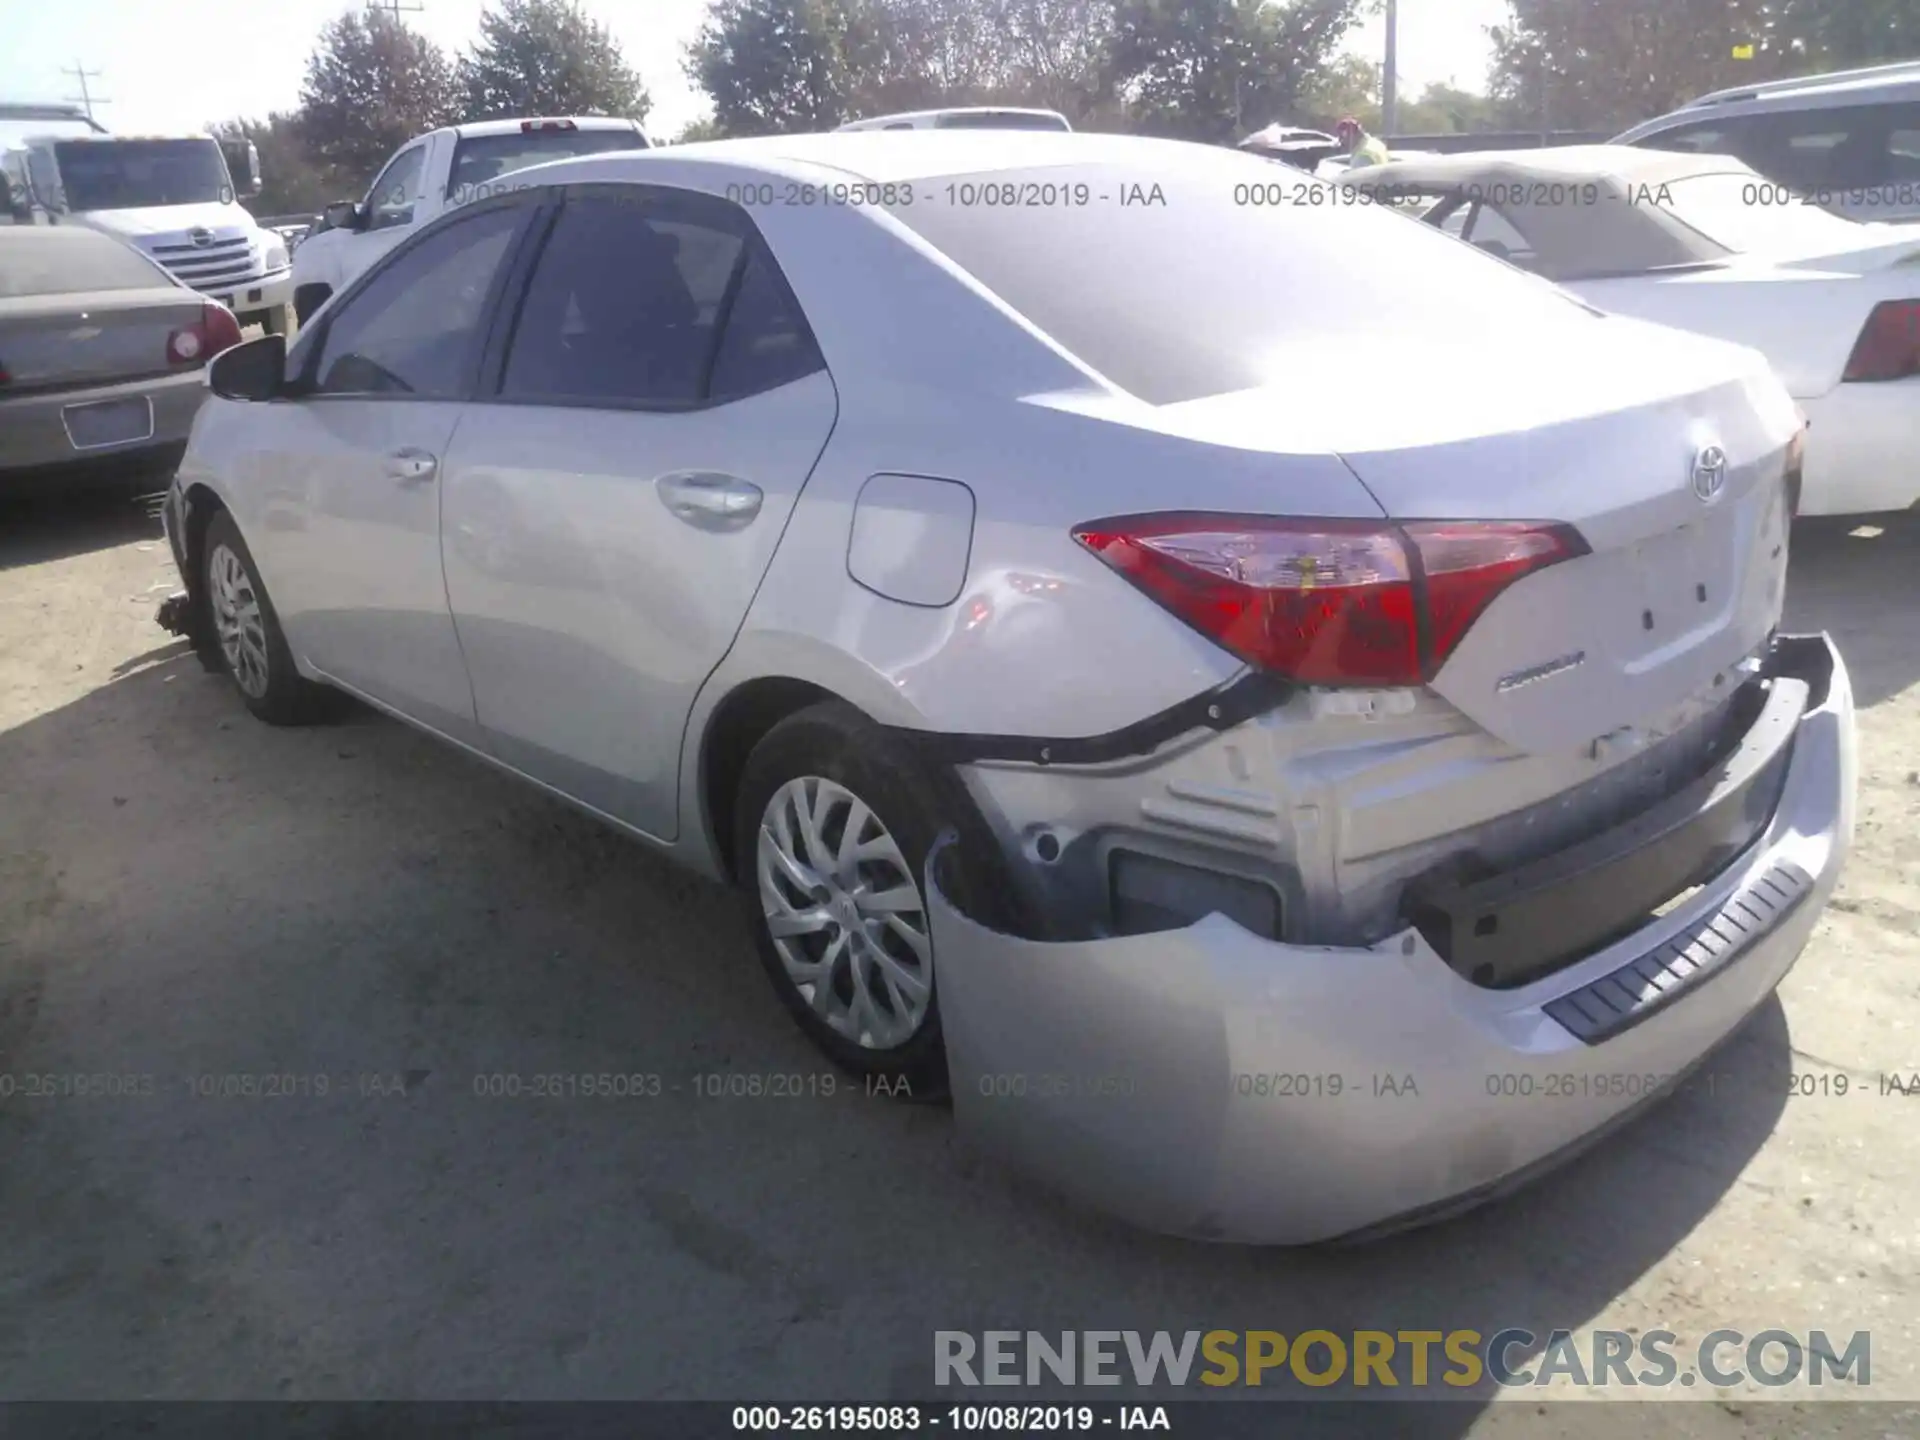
[0,228,168,297]
[500,189,821,407]
[314,204,523,397]
[448,128,646,202]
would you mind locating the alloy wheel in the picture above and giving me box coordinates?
[755,776,933,1050]
[207,543,271,699]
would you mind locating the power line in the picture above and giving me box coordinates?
[60,61,111,120]
[1382,0,1399,135]
[366,0,425,15]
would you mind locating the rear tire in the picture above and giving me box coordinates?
[732,701,1018,1098]
[202,510,337,726]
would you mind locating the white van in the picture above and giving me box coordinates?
[1615,59,1920,221]
[835,108,1071,132]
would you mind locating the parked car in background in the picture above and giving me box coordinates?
[1615,58,1920,221]
[4,130,293,334]
[1344,145,1920,515]
[159,131,1850,1246]
[1,225,237,491]
[1238,122,1343,171]
[836,107,1071,132]
[289,116,650,326]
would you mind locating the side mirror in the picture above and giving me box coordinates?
[322,200,364,233]
[208,333,288,402]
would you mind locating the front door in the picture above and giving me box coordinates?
[440,185,838,838]
[251,199,532,742]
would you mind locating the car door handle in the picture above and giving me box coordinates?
[656,471,762,532]
[385,448,438,484]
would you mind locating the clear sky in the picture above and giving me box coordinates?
[0,0,1509,140]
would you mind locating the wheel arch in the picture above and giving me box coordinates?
[177,481,231,673]
[698,675,838,884]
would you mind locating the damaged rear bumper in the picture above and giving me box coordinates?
[926,634,1855,1245]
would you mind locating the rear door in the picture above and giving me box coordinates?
[439,184,837,839]
[240,196,536,741]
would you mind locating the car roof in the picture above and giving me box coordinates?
[449,116,644,138]
[556,129,1219,185]
[839,106,1067,125]
[1617,60,1920,139]
[1349,144,1756,188]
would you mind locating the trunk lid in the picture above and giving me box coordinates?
[1159,316,1798,756]
[0,288,203,391]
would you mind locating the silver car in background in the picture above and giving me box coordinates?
[158,132,1855,1244]
[1,225,239,491]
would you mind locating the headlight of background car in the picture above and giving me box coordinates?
[264,240,289,271]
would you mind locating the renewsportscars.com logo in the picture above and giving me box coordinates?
[934,1330,1872,1393]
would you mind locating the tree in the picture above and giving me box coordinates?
[687,0,857,135]
[1756,0,1920,72]
[1489,0,1776,133]
[1295,54,1381,131]
[671,116,729,143]
[1104,0,1367,143]
[462,0,650,122]
[1394,82,1504,134]
[296,11,461,197]
[211,114,331,218]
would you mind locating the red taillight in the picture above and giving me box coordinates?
[166,303,244,367]
[1071,513,1586,687]
[1842,300,1920,382]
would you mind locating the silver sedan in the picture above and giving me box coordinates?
[158,131,1853,1244]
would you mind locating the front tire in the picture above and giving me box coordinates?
[202,510,336,726]
[732,702,1015,1096]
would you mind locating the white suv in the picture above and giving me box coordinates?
[1615,59,1920,220]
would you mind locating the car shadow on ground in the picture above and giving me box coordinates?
[0,497,1877,1436]
[0,484,170,574]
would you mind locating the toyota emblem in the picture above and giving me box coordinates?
[1691,445,1728,503]
[189,227,213,248]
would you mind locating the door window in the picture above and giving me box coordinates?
[500,189,823,407]
[312,204,523,397]
[366,144,428,231]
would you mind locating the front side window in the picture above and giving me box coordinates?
[366,146,427,231]
[500,189,821,407]
[313,204,523,397]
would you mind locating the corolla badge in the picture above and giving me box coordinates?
[1496,650,1586,694]
[1691,444,1729,502]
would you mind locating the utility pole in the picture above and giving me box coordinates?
[1382,0,1399,138]
[61,61,110,121]
[366,0,424,15]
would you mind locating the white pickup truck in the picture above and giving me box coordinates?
[291,116,650,325]
[3,127,294,333]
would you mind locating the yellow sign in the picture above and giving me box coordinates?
[1733,43,1756,59]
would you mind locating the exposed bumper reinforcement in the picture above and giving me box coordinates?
[927,633,1855,1245]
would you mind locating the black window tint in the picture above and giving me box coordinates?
[1887,113,1920,180]
[708,244,823,401]
[502,192,748,406]
[314,205,522,397]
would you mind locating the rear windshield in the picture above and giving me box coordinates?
[0,228,169,298]
[52,139,230,209]
[934,112,1070,131]
[447,127,647,201]
[882,155,1594,405]
[1651,170,1868,254]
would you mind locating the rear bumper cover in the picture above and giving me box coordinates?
[0,369,204,478]
[1796,382,1920,516]
[927,634,1854,1245]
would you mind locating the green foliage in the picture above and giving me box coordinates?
[1490,0,1920,134]
[295,10,461,198]
[687,0,857,135]
[210,114,332,218]
[460,0,650,122]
